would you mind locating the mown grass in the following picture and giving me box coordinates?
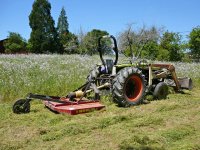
[0,54,200,150]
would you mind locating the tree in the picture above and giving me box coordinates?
[117,23,136,59]
[141,41,159,60]
[81,29,110,55]
[140,26,161,60]
[157,48,169,61]
[118,24,162,60]
[29,0,62,53]
[56,7,78,54]
[159,31,183,61]
[57,7,69,35]
[189,26,200,58]
[76,26,86,54]
[61,32,79,54]
[4,32,27,53]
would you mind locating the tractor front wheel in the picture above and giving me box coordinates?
[112,67,146,107]
[153,82,168,100]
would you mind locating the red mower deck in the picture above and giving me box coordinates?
[44,99,105,115]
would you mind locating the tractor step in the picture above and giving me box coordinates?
[44,100,105,115]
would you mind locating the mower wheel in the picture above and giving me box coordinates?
[13,99,30,114]
[112,67,146,107]
[153,82,168,100]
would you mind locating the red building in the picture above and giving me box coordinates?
[0,39,8,53]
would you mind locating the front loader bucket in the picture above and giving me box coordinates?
[178,77,193,90]
[165,77,193,91]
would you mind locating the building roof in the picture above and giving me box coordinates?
[0,38,8,53]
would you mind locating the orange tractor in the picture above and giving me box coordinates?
[13,35,192,115]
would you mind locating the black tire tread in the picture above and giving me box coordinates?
[87,66,100,82]
[13,99,30,114]
[112,67,146,107]
[153,82,168,100]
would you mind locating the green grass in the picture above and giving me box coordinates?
[0,54,200,150]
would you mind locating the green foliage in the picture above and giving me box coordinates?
[4,32,27,53]
[118,25,161,60]
[157,48,170,61]
[26,41,33,52]
[57,7,69,35]
[141,41,159,60]
[118,26,190,62]
[57,7,79,54]
[61,32,79,54]
[189,26,200,58]
[159,31,184,61]
[80,29,110,55]
[29,0,62,53]
[140,26,160,60]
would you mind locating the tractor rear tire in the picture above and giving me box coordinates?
[87,66,100,82]
[112,67,146,107]
[153,82,168,100]
[87,66,108,87]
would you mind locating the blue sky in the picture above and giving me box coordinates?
[0,0,200,40]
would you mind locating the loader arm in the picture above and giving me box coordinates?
[151,64,181,91]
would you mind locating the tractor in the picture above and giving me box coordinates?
[13,35,192,115]
[86,35,192,107]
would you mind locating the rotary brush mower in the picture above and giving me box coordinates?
[12,82,108,115]
[13,35,193,115]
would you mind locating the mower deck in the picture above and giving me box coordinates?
[44,98,105,115]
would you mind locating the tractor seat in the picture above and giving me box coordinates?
[105,59,114,74]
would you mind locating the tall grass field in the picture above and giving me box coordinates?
[0,54,200,150]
